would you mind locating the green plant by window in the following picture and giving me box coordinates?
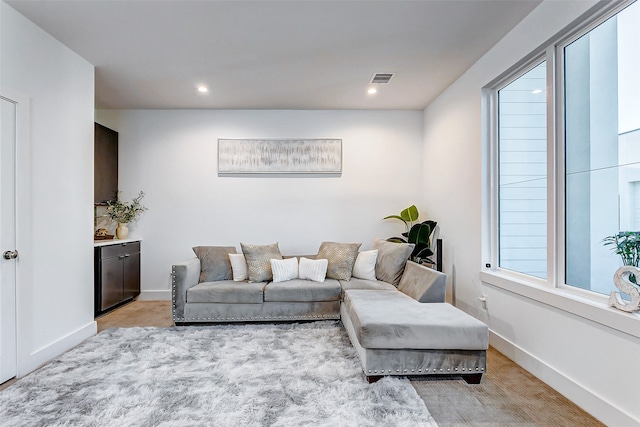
[106,191,147,224]
[383,204,437,264]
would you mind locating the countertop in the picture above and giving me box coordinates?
[93,238,141,247]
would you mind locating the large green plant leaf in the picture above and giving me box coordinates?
[411,243,434,261]
[408,220,437,263]
[421,220,437,235]
[400,205,419,223]
[382,215,407,226]
[387,237,408,243]
[408,221,434,246]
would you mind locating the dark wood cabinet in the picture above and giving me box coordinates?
[123,251,141,301]
[94,123,118,204]
[95,241,140,317]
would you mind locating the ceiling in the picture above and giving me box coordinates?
[7,0,541,110]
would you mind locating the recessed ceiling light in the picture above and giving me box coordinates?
[197,86,208,93]
[532,89,543,94]
[367,88,377,95]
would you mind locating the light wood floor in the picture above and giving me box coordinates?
[411,348,604,426]
[96,299,174,331]
[3,300,604,426]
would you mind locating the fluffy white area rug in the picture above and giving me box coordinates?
[1,321,437,426]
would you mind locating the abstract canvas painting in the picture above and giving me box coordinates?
[218,139,342,174]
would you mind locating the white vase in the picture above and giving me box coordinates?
[116,223,129,239]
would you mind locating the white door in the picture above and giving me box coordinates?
[0,96,17,384]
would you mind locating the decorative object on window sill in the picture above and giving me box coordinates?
[609,266,640,312]
[382,204,438,266]
[603,231,640,312]
[105,191,147,240]
[218,138,342,174]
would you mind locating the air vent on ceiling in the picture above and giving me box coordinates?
[370,73,394,84]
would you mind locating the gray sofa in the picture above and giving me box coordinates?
[171,258,440,324]
[171,243,489,383]
[172,261,343,323]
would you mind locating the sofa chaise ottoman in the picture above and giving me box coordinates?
[340,259,488,383]
[341,289,489,384]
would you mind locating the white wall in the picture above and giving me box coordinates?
[1,2,96,375]
[95,109,425,298]
[423,1,640,425]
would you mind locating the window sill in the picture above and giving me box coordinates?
[479,270,640,339]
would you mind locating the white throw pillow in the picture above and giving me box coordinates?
[298,257,328,283]
[352,249,379,280]
[270,257,299,283]
[229,253,248,282]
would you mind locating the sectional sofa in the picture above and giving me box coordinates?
[171,239,489,383]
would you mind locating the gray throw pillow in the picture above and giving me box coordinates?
[316,241,362,281]
[240,242,282,283]
[192,246,237,283]
[372,238,415,286]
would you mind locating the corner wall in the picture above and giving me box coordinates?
[95,109,424,299]
[1,2,96,375]
[422,1,639,425]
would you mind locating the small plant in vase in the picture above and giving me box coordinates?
[602,231,640,284]
[602,231,640,312]
[106,191,147,239]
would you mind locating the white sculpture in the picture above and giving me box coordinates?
[609,266,640,312]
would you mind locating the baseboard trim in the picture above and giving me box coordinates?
[138,290,171,301]
[19,321,97,378]
[490,330,638,427]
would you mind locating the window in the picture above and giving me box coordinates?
[498,62,547,279]
[564,4,640,295]
[490,0,640,297]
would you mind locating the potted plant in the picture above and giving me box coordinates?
[106,191,147,239]
[383,204,437,264]
[602,231,640,285]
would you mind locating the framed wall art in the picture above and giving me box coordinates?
[218,138,342,174]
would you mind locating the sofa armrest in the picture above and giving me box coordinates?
[171,257,201,322]
[397,261,446,303]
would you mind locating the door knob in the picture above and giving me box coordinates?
[3,250,18,260]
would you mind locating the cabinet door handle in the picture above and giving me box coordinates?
[118,255,125,260]
[124,254,130,258]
